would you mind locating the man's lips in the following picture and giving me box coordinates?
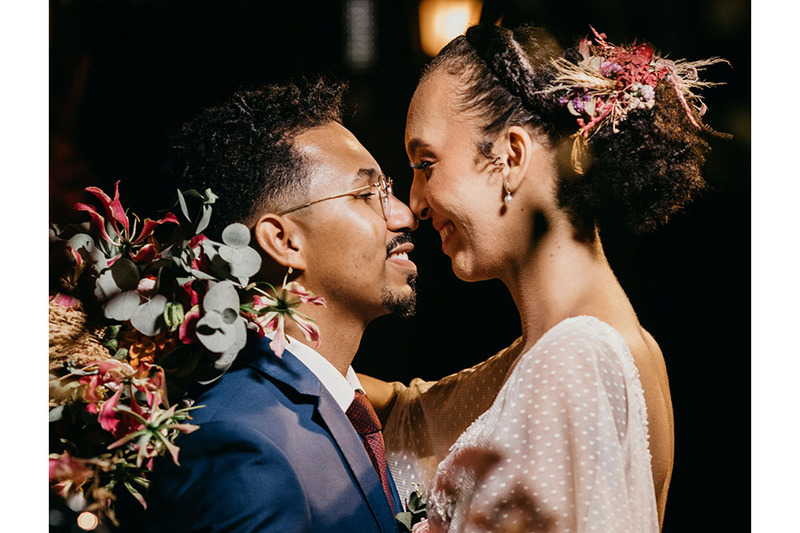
[387,234,416,270]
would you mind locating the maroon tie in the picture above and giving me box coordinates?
[345,390,394,512]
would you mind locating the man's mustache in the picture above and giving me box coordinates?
[386,233,414,257]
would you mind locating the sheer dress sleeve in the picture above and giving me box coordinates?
[427,317,658,533]
[383,337,523,502]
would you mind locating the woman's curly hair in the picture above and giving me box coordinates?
[424,24,712,237]
[166,77,347,238]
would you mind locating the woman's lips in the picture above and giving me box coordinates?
[436,222,455,252]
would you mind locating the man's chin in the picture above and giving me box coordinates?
[381,275,417,319]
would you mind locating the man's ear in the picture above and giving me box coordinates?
[253,213,308,271]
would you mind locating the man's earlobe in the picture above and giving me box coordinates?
[253,214,308,271]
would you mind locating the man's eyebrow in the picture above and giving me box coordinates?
[406,138,430,158]
[354,167,378,186]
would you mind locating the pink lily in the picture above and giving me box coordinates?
[179,304,202,344]
[49,451,95,498]
[108,403,200,467]
[291,312,322,346]
[97,385,125,434]
[248,279,326,357]
[284,281,327,305]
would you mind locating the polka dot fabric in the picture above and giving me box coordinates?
[386,316,657,533]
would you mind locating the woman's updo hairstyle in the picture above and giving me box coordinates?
[423,24,713,237]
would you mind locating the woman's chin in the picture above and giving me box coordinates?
[450,256,489,283]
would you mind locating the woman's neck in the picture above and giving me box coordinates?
[502,222,618,352]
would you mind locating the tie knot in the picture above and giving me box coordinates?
[346,391,382,436]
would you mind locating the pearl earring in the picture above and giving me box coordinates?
[504,182,513,204]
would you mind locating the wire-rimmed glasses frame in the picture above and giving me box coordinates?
[277,174,393,220]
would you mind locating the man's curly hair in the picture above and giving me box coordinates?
[424,24,712,238]
[167,77,346,238]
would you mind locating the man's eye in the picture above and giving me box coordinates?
[357,191,376,200]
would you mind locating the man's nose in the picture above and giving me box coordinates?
[386,194,418,232]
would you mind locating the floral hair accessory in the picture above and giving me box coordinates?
[49,183,325,526]
[544,27,728,174]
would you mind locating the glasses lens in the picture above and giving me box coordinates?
[378,175,392,220]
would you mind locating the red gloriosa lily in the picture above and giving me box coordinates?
[75,181,179,262]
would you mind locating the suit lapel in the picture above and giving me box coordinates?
[314,390,398,530]
[245,338,398,532]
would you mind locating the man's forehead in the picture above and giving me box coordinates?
[295,123,380,187]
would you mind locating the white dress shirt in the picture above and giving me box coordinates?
[274,333,363,413]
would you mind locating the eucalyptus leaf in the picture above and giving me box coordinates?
[68,233,107,268]
[219,245,261,279]
[202,280,239,313]
[180,189,205,199]
[130,294,167,336]
[177,188,191,221]
[221,223,251,248]
[212,318,247,370]
[195,315,237,353]
[201,310,224,329]
[229,247,261,278]
[396,512,412,531]
[94,268,122,301]
[49,405,65,423]
[201,240,221,264]
[196,204,212,235]
[67,233,95,254]
[103,290,141,321]
[221,308,238,324]
[111,258,141,291]
[188,269,217,281]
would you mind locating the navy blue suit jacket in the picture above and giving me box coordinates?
[144,337,402,532]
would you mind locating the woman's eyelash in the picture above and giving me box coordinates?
[409,161,434,170]
[357,191,376,200]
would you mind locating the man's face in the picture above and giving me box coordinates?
[288,122,418,321]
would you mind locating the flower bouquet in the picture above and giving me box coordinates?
[49,182,325,527]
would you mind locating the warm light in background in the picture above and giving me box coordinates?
[418,0,482,56]
[76,512,99,531]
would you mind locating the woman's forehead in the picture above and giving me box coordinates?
[406,73,474,145]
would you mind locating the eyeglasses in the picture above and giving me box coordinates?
[278,174,393,220]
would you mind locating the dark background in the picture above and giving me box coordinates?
[50,0,750,531]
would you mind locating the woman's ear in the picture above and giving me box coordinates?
[253,213,308,271]
[500,125,535,191]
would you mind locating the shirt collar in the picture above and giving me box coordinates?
[273,333,362,413]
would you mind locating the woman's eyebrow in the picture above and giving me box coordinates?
[406,138,430,158]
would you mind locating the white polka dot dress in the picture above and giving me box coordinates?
[384,316,658,533]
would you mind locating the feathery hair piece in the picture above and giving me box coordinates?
[544,27,728,143]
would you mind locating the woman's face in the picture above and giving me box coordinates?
[405,70,512,282]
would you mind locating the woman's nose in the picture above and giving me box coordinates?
[409,174,431,220]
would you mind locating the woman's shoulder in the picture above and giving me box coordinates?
[536,315,631,358]
[509,315,637,384]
